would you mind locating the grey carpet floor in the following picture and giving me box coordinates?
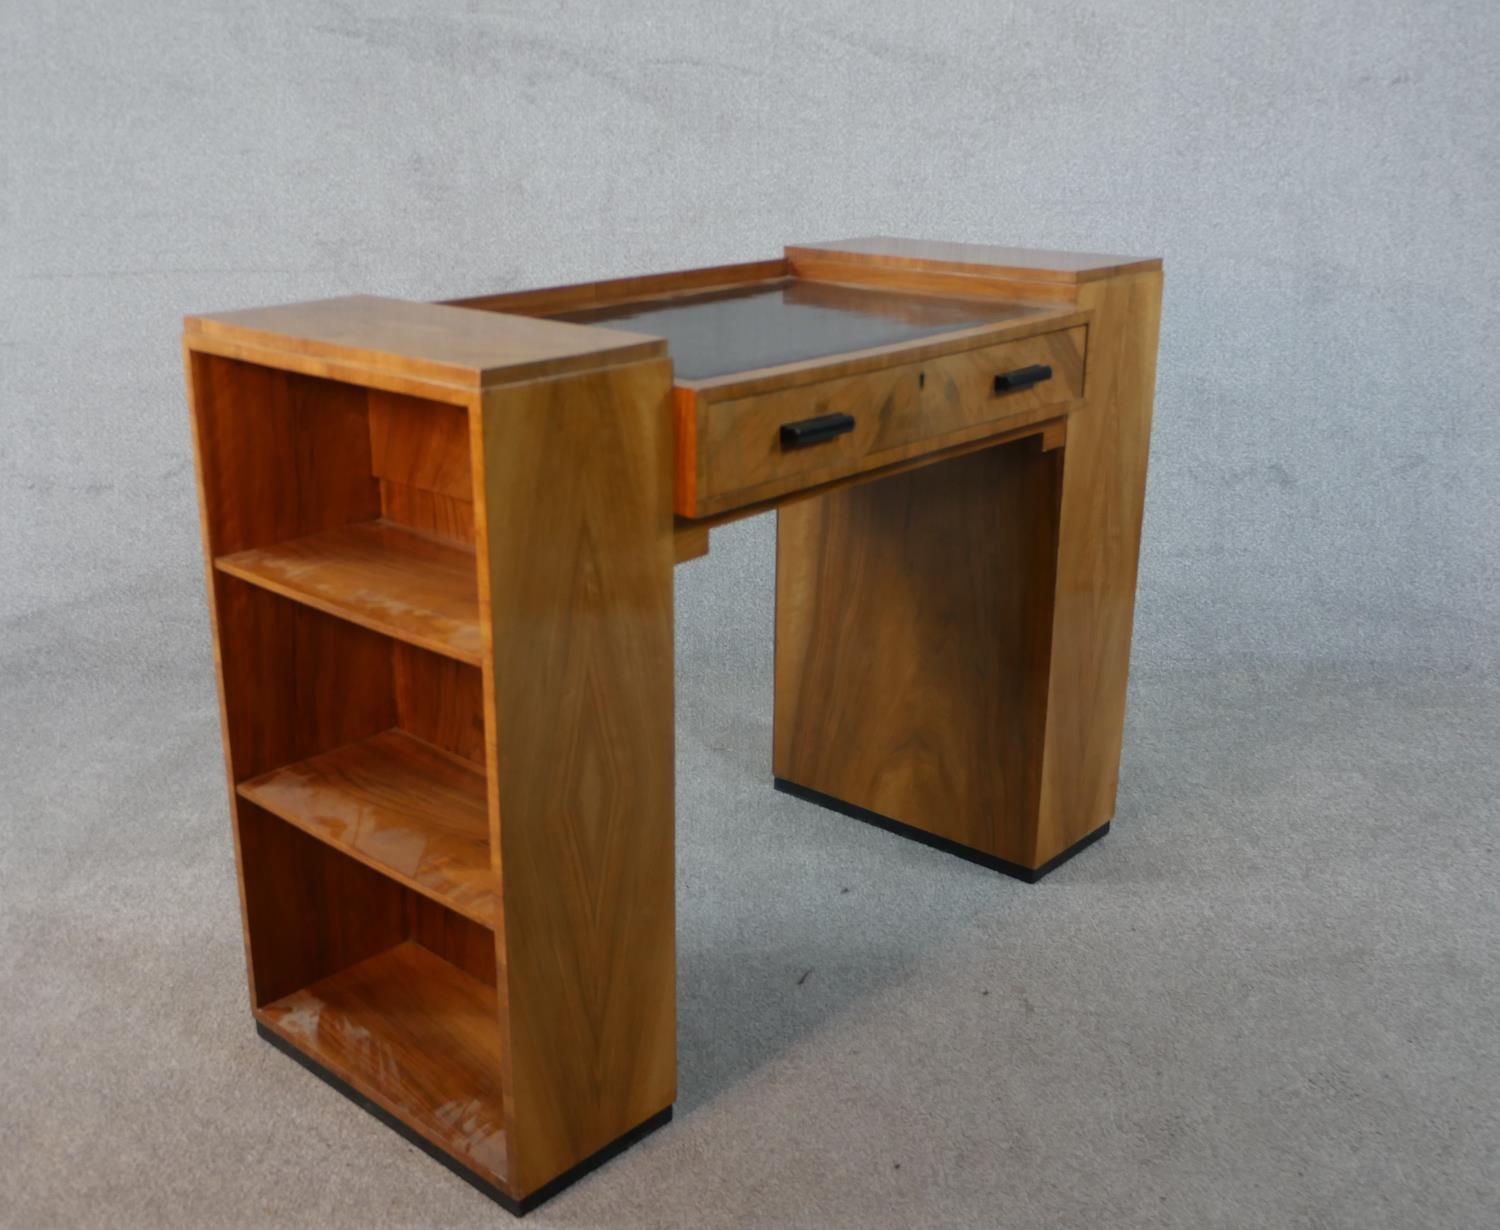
[2,533,1497,1229]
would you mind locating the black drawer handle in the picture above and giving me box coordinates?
[993,364,1052,394]
[780,412,855,449]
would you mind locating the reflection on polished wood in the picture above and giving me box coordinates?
[1033,270,1164,864]
[445,258,791,320]
[775,440,1061,865]
[474,356,677,1198]
[215,520,482,665]
[786,235,1162,284]
[694,324,1085,516]
[239,729,495,928]
[186,293,663,395]
[258,941,509,1188]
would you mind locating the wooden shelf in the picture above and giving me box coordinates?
[238,729,496,929]
[215,520,482,665]
[257,941,507,1189]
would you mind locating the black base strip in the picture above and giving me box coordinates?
[773,778,1110,883]
[255,1022,672,1216]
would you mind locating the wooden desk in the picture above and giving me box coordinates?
[183,237,1162,1213]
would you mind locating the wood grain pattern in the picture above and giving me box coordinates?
[671,312,1083,516]
[791,253,1082,305]
[379,482,475,544]
[1032,270,1163,864]
[787,236,1161,284]
[185,243,1161,1205]
[213,596,500,999]
[238,796,498,993]
[769,244,1161,872]
[368,390,472,499]
[774,440,1061,864]
[238,729,497,928]
[215,520,482,666]
[407,893,499,988]
[674,521,710,564]
[257,941,509,1188]
[473,357,676,1198]
[394,643,486,766]
[185,329,478,406]
[446,259,788,318]
[214,578,397,784]
[694,325,1085,516]
[368,389,477,541]
[187,352,379,557]
[236,799,412,1006]
[689,417,1067,535]
[186,295,665,394]
[672,385,702,515]
[187,346,400,1011]
[185,341,262,1004]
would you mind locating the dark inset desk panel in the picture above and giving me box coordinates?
[554,279,1050,381]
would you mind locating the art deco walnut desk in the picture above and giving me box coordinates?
[183,237,1162,1214]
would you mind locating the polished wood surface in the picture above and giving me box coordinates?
[768,237,1162,871]
[369,388,477,542]
[674,520,710,564]
[379,483,475,544]
[236,799,409,1005]
[185,235,1161,1208]
[473,355,677,1197]
[1032,270,1163,864]
[368,390,472,498]
[393,643,486,766]
[788,251,1082,304]
[239,729,496,928]
[687,415,1066,534]
[774,439,1061,863]
[216,521,482,666]
[213,581,396,784]
[447,259,788,318]
[186,294,665,394]
[187,352,379,558]
[787,235,1162,284]
[258,941,509,1188]
[693,324,1085,516]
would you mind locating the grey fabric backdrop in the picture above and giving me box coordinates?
[2,3,1497,1228]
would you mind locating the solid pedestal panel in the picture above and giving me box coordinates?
[1032,271,1163,864]
[772,268,1162,874]
[773,438,1062,868]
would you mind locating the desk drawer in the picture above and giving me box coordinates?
[693,324,1086,515]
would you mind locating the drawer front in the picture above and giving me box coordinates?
[698,325,1086,513]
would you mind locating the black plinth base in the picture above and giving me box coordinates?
[255,1022,672,1216]
[773,778,1110,883]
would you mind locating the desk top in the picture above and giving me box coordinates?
[553,279,1050,381]
[186,239,1158,402]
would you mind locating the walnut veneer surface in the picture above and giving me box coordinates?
[184,235,1162,1213]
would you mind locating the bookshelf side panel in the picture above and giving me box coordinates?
[474,358,676,1199]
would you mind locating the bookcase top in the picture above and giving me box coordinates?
[185,294,665,393]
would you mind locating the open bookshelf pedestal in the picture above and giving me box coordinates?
[186,306,678,1213]
[258,942,509,1185]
